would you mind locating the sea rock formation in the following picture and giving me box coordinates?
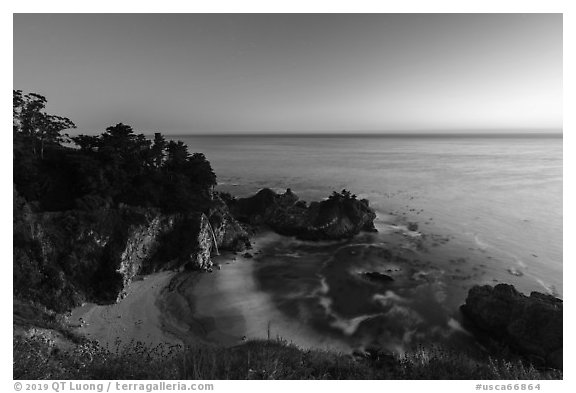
[229,188,377,240]
[460,284,563,369]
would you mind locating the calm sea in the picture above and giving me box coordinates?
[171,134,562,352]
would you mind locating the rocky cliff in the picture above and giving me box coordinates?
[460,284,563,369]
[13,191,250,313]
[229,188,377,240]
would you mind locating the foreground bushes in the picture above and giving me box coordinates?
[13,335,561,380]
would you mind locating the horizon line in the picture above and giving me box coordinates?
[161,131,563,138]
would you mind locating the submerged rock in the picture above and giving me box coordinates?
[407,222,419,232]
[460,284,562,369]
[361,271,395,284]
[229,188,377,240]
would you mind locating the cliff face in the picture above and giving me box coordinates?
[208,195,251,251]
[13,194,249,313]
[192,213,214,270]
[15,206,173,310]
[116,214,176,300]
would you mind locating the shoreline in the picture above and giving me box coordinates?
[69,230,352,354]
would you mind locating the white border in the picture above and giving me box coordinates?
[3,1,573,390]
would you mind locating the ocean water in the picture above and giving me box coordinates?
[173,134,562,353]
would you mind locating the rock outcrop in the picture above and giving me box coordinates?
[229,188,377,240]
[460,284,563,369]
[140,212,215,275]
[208,194,251,251]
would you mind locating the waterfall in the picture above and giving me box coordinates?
[204,213,220,256]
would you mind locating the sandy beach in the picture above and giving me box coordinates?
[69,271,183,349]
[70,232,350,353]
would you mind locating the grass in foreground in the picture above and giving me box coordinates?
[13,335,561,380]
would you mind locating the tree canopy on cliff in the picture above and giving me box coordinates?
[13,90,76,159]
[13,90,217,212]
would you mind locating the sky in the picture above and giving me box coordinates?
[13,13,562,135]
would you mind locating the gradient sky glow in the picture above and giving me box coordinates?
[13,13,562,134]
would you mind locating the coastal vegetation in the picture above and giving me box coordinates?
[14,332,560,380]
[13,90,226,313]
[13,91,562,380]
[14,90,217,213]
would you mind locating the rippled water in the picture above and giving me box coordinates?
[174,134,562,353]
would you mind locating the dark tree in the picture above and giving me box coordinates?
[150,133,167,168]
[14,91,218,213]
[166,140,190,169]
[13,90,76,159]
[72,134,100,152]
